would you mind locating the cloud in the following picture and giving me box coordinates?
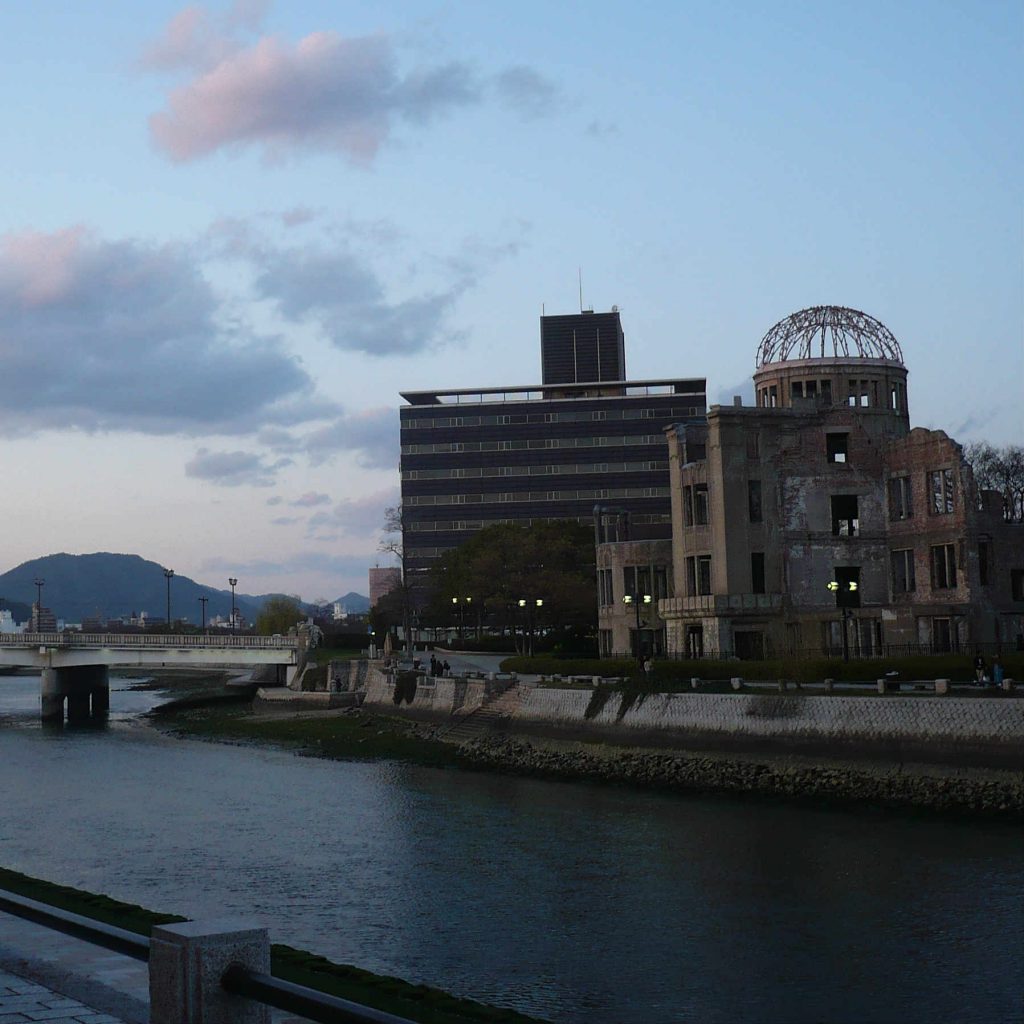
[265,496,284,506]
[270,515,300,526]
[291,491,331,507]
[142,7,556,164]
[300,407,398,469]
[201,550,374,577]
[298,487,398,540]
[494,66,558,119]
[185,448,291,486]
[251,244,462,355]
[0,226,330,435]
[147,27,476,164]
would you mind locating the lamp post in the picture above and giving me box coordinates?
[32,578,44,631]
[228,578,238,634]
[827,579,858,662]
[164,569,174,632]
[623,592,653,661]
[198,596,208,633]
[451,596,472,642]
[517,598,543,656]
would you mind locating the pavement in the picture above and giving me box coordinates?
[0,912,315,1024]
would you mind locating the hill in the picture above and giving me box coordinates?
[0,553,267,625]
[334,591,370,614]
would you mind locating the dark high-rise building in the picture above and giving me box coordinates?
[399,309,706,573]
[541,309,626,386]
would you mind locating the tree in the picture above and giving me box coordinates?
[964,442,1024,521]
[428,521,597,653]
[255,595,304,636]
[379,504,420,650]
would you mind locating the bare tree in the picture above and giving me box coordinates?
[379,504,415,651]
[964,442,1024,521]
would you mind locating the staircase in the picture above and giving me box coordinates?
[438,683,521,743]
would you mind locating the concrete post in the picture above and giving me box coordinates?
[823,678,834,693]
[730,677,743,691]
[150,920,271,1024]
[935,679,950,695]
[40,667,64,722]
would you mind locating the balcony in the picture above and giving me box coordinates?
[660,593,783,615]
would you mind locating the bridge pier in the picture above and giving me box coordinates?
[40,665,110,724]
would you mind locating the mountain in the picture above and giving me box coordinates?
[0,597,32,623]
[0,553,272,625]
[333,592,370,614]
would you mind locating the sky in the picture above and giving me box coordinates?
[0,0,1020,603]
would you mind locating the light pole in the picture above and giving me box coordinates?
[198,596,208,633]
[164,569,174,632]
[451,596,472,642]
[623,592,653,661]
[517,598,543,656]
[228,578,238,634]
[826,580,858,662]
[33,578,44,631]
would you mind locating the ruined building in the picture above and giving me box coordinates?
[600,305,1024,659]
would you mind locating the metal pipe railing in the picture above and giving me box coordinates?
[0,888,418,1024]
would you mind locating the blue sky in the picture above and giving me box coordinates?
[0,0,1020,604]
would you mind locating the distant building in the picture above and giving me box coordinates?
[31,604,57,632]
[399,308,707,572]
[0,609,21,634]
[596,306,1024,659]
[369,567,403,607]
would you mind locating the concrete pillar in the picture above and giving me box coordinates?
[150,920,271,1024]
[40,667,64,723]
[67,689,92,721]
[90,666,110,715]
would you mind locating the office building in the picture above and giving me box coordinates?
[400,310,707,573]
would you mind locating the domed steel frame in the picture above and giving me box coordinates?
[756,305,903,368]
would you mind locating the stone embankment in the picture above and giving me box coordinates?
[453,736,1023,819]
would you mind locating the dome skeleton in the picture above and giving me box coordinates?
[756,305,903,367]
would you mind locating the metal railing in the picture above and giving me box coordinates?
[0,888,416,1024]
[0,632,299,649]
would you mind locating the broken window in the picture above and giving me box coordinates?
[888,475,912,520]
[683,486,693,527]
[791,381,803,400]
[653,566,670,599]
[833,566,861,608]
[769,385,778,408]
[1012,569,1024,602]
[930,544,957,589]
[890,549,916,593]
[978,541,991,586]
[827,433,849,464]
[746,432,760,459]
[748,479,763,523]
[831,494,859,536]
[929,469,955,514]
[687,555,712,595]
[820,380,832,406]
[805,380,817,399]
[751,552,765,594]
[623,566,637,596]
[693,484,709,525]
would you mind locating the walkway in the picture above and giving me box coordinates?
[0,970,123,1023]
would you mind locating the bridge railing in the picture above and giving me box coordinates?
[0,887,415,1023]
[0,632,300,649]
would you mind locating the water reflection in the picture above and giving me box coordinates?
[0,684,1021,1023]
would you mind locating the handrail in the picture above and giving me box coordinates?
[0,888,418,1023]
[222,964,416,1024]
[0,632,299,649]
[0,889,150,961]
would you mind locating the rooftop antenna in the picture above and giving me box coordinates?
[578,267,583,313]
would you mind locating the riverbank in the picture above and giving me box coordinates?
[155,701,1023,821]
[0,866,545,1024]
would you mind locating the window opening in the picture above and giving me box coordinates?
[831,494,859,536]
[888,476,912,520]
[890,549,916,593]
[931,544,957,589]
[748,480,763,523]
[827,434,849,463]
[751,552,765,594]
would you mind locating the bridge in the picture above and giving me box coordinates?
[0,633,303,722]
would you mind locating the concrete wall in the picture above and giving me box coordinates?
[360,663,490,716]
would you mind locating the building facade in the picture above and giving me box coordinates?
[368,567,402,607]
[399,310,706,573]
[628,305,1024,659]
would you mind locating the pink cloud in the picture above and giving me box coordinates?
[148,29,475,164]
[0,226,88,307]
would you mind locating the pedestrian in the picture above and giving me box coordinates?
[992,656,1004,688]
[642,656,653,683]
[973,651,987,686]
[442,660,451,677]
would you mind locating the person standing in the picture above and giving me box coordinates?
[973,651,987,685]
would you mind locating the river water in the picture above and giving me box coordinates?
[0,674,1021,1023]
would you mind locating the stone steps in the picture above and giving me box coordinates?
[439,685,521,742]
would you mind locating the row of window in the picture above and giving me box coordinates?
[889,469,956,520]
[403,406,700,429]
[756,379,905,411]
[401,434,665,455]
[597,566,673,606]
[405,486,671,509]
[402,461,667,481]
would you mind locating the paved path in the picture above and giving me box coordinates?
[0,970,123,1023]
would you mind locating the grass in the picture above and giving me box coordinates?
[0,865,546,1024]
[163,704,463,768]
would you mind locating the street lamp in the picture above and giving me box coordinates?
[228,578,238,634]
[32,578,44,631]
[827,579,858,662]
[198,596,208,633]
[451,596,472,642]
[623,592,653,661]
[164,569,174,632]
[517,598,543,656]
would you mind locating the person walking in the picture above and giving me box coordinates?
[973,651,987,686]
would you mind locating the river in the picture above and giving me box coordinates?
[0,673,1021,1023]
